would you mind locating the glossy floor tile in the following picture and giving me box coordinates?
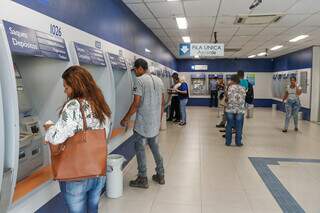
[100,107,320,213]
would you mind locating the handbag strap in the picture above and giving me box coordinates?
[77,99,88,130]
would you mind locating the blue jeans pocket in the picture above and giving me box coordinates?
[66,180,88,196]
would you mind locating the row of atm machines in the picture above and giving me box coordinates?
[272,72,297,99]
[190,73,227,96]
[0,20,172,211]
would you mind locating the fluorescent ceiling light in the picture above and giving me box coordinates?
[270,45,283,51]
[248,55,256,58]
[289,35,309,42]
[145,48,151,53]
[182,36,191,43]
[257,52,266,56]
[176,17,188,29]
[167,0,179,1]
[194,55,200,58]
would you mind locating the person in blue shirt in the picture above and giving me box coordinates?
[209,77,218,107]
[175,76,189,126]
[238,70,248,91]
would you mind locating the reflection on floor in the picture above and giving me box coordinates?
[100,107,320,213]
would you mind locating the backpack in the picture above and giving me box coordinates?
[245,81,254,104]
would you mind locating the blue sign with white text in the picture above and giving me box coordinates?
[108,53,127,71]
[179,43,191,56]
[3,20,69,61]
[74,42,106,66]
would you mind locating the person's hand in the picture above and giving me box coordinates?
[120,117,129,127]
[43,124,54,131]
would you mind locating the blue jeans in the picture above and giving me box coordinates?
[179,98,188,123]
[284,99,300,130]
[132,131,164,177]
[225,112,244,146]
[59,176,106,213]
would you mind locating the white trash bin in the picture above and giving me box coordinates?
[106,154,126,199]
[298,112,303,120]
[272,104,277,111]
[247,104,254,118]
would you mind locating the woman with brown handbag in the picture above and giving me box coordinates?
[44,65,111,213]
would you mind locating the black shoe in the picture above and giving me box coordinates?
[225,144,231,146]
[167,118,173,122]
[216,124,225,128]
[129,176,149,189]
[152,174,165,185]
[219,129,226,133]
[236,144,243,147]
[179,122,186,126]
[294,128,298,132]
[222,134,226,138]
[282,129,288,133]
[173,119,180,123]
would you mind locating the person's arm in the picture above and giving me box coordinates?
[176,83,188,94]
[44,100,81,145]
[296,86,302,96]
[121,95,141,127]
[283,91,289,102]
[161,94,165,123]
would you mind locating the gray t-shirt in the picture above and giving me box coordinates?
[133,74,164,138]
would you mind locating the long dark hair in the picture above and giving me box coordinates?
[60,65,111,123]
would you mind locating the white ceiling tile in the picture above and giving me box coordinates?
[141,18,161,29]
[287,0,320,14]
[259,27,288,36]
[151,29,167,37]
[214,26,239,36]
[272,14,310,27]
[158,18,178,29]
[191,36,211,43]
[236,26,264,36]
[165,29,182,37]
[252,0,297,13]
[184,0,220,17]
[188,17,215,28]
[301,14,320,26]
[219,0,253,16]
[146,1,184,18]
[215,16,237,27]
[230,35,252,43]
[126,3,154,19]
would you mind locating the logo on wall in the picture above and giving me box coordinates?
[179,43,191,56]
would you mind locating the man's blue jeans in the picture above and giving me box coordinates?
[132,132,164,177]
[59,176,106,213]
[225,112,244,146]
[179,98,188,123]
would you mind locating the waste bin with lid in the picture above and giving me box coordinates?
[106,154,126,198]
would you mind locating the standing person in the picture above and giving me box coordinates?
[44,66,111,213]
[225,74,246,146]
[238,70,249,91]
[209,77,218,107]
[175,76,189,126]
[167,73,181,122]
[282,76,302,132]
[121,58,165,188]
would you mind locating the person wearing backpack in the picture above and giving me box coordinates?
[237,70,254,118]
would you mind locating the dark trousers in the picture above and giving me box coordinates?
[169,96,180,120]
[210,90,218,107]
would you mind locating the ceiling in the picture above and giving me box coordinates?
[122,0,320,59]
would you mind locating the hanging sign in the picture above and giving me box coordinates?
[74,42,106,66]
[179,43,224,57]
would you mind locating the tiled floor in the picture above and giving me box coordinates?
[100,107,320,213]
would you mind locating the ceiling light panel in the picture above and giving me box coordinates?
[176,17,188,29]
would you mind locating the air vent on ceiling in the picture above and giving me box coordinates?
[235,14,283,25]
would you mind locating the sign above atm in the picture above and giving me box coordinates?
[179,43,224,57]
[74,42,106,67]
[3,20,69,61]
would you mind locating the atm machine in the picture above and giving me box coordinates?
[281,73,289,98]
[191,73,207,96]
[208,74,218,94]
[70,42,115,128]
[275,74,283,98]
[107,53,134,137]
[0,20,73,211]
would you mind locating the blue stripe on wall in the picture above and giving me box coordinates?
[178,58,274,72]
[13,0,177,69]
[273,47,313,71]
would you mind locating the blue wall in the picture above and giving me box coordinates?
[178,58,274,72]
[273,47,313,71]
[14,0,177,69]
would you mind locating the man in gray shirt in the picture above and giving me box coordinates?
[121,58,165,188]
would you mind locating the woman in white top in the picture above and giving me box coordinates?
[282,76,302,132]
[44,66,111,213]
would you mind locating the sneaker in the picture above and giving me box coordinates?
[236,144,243,147]
[219,129,226,133]
[179,122,186,126]
[294,128,298,132]
[152,174,165,185]
[166,118,173,122]
[282,129,288,133]
[173,119,180,123]
[129,176,149,189]
[216,123,225,128]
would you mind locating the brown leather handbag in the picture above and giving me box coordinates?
[49,99,107,181]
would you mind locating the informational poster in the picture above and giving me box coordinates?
[74,42,106,66]
[3,20,69,61]
[108,53,127,71]
[300,71,308,94]
[247,73,256,86]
